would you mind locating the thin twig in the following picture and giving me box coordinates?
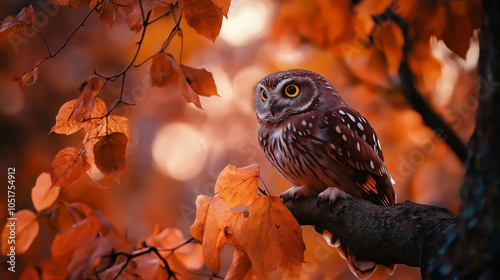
[23,0,105,74]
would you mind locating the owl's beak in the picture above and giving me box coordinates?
[269,99,280,117]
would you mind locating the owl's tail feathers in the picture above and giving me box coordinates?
[320,230,381,280]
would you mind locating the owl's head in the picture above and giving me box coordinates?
[254,69,341,124]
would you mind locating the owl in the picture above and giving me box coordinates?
[254,69,396,279]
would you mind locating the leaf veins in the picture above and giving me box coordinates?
[50,147,91,187]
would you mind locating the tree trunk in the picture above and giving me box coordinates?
[426,0,500,278]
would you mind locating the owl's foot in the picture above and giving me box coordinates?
[280,186,316,204]
[317,187,350,210]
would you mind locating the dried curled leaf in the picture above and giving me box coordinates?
[50,147,90,187]
[180,65,219,97]
[93,132,128,178]
[183,0,228,42]
[11,67,39,88]
[1,210,39,255]
[71,77,104,121]
[0,5,35,34]
[32,172,60,212]
[150,53,208,108]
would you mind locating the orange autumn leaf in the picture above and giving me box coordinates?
[68,237,133,279]
[214,164,259,207]
[71,77,104,121]
[397,0,482,59]
[0,5,35,34]
[230,196,305,278]
[1,209,39,255]
[183,0,228,42]
[46,202,96,232]
[143,226,203,270]
[85,115,131,141]
[190,195,210,241]
[190,195,239,273]
[180,64,219,97]
[89,0,119,27]
[50,100,82,135]
[190,164,306,278]
[150,52,204,108]
[93,132,128,178]
[198,196,237,274]
[50,97,107,135]
[150,52,178,87]
[372,21,405,78]
[11,67,39,88]
[50,147,90,187]
[212,0,231,18]
[51,209,120,258]
[225,249,254,280]
[32,172,60,212]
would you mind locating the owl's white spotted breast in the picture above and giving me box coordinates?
[258,113,344,194]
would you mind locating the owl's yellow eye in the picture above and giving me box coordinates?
[284,84,300,98]
[261,89,268,101]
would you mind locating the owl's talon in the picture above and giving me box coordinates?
[316,197,321,209]
[317,187,350,210]
[280,186,316,204]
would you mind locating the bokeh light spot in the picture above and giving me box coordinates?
[152,123,207,181]
[219,0,271,46]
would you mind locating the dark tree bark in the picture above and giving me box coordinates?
[426,0,500,279]
[284,198,456,276]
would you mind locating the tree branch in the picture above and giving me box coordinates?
[389,13,468,163]
[284,197,456,276]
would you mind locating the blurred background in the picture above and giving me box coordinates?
[0,0,479,279]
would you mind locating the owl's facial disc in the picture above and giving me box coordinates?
[255,74,319,124]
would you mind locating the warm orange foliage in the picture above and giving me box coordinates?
[190,164,306,278]
[150,52,218,108]
[0,0,483,278]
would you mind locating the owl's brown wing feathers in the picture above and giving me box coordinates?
[321,106,395,206]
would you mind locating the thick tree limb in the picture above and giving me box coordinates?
[284,197,456,276]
